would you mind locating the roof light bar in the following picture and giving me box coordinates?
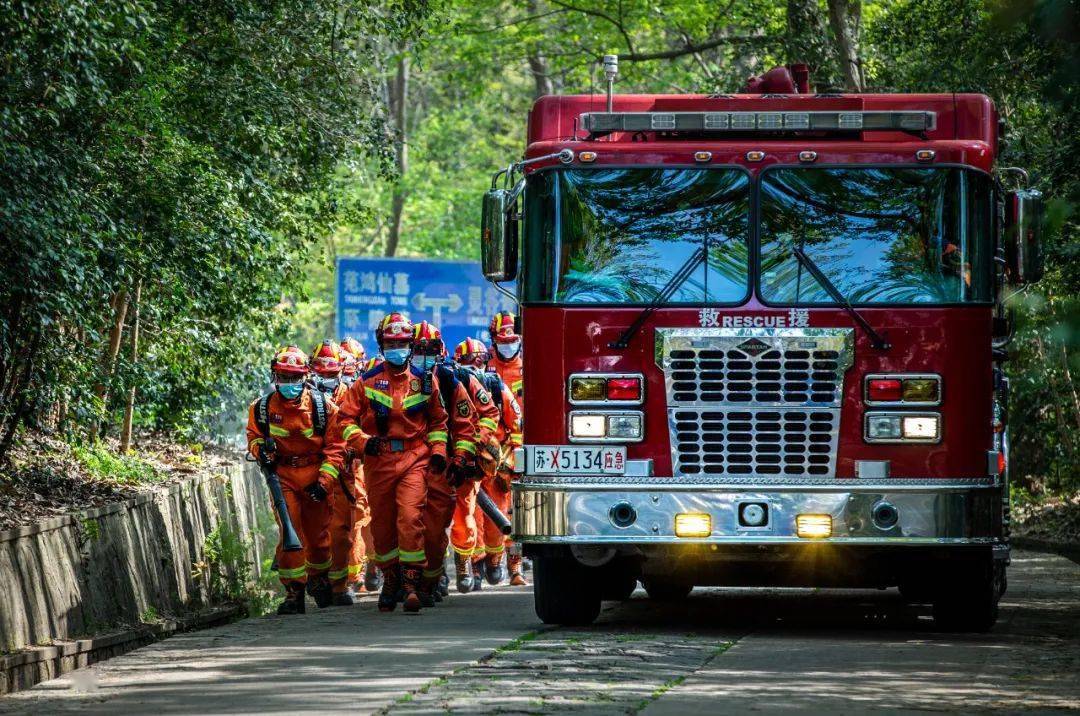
[580,110,936,134]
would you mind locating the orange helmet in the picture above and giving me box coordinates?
[412,321,444,356]
[271,345,309,376]
[339,337,365,377]
[489,311,519,344]
[454,337,488,367]
[376,312,413,349]
[309,340,344,377]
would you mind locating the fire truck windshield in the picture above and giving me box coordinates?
[759,166,993,305]
[522,168,751,305]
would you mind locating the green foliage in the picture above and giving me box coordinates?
[72,441,164,485]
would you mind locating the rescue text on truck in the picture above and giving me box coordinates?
[479,57,1045,631]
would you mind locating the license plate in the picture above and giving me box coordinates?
[529,445,626,475]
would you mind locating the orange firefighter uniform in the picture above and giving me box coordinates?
[335,358,450,597]
[449,369,501,567]
[246,386,346,597]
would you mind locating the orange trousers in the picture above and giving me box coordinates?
[273,476,331,587]
[451,481,480,558]
[476,471,512,559]
[422,468,456,579]
[363,447,428,567]
[328,463,369,593]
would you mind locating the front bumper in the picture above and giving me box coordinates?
[512,475,1005,546]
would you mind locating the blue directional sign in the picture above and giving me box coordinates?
[336,257,516,354]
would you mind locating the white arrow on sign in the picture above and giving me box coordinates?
[412,292,463,326]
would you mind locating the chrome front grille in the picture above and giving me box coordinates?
[656,328,854,478]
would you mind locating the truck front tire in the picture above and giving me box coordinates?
[533,555,602,626]
[931,558,1004,633]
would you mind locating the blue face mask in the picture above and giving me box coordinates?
[276,382,304,400]
[384,348,411,367]
[411,355,437,371]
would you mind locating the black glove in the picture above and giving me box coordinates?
[429,453,448,474]
[364,437,388,456]
[304,481,328,502]
[449,454,480,487]
[256,442,276,468]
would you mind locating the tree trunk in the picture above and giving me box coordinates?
[826,0,863,91]
[120,281,141,453]
[786,0,834,84]
[526,0,555,100]
[90,288,130,442]
[384,50,410,257]
[0,331,41,464]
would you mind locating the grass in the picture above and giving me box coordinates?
[71,441,165,486]
[492,629,541,654]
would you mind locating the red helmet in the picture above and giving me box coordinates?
[309,340,344,377]
[412,321,444,356]
[489,311,519,344]
[376,312,413,349]
[339,337,366,376]
[363,356,384,373]
[454,337,488,367]
[271,345,309,376]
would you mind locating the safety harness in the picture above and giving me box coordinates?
[254,388,328,440]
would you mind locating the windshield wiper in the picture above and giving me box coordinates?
[791,245,890,351]
[609,246,706,350]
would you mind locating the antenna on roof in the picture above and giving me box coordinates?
[603,54,618,113]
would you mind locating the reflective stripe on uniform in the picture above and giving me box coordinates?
[249,438,265,448]
[454,440,476,454]
[364,387,393,408]
[278,565,306,579]
[427,431,448,443]
[452,544,474,556]
[484,545,505,554]
[328,568,349,581]
[402,393,428,409]
[319,462,339,478]
[342,424,361,440]
[301,427,314,438]
[347,563,363,576]
[422,567,444,578]
[478,417,498,431]
[306,558,332,571]
[512,380,523,393]
[399,548,426,563]
[510,433,523,443]
[269,425,290,437]
[374,548,400,564]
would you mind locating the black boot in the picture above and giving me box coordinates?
[471,558,485,591]
[364,561,383,592]
[418,574,438,608]
[307,572,333,608]
[486,552,506,585]
[277,582,306,615]
[331,590,356,606]
[402,565,423,613]
[438,573,450,598]
[378,564,401,612]
[455,553,473,594]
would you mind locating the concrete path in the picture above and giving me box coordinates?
[2,550,1077,714]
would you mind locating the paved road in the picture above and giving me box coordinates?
[2,550,1077,714]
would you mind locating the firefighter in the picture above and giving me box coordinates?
[339,337,366,387]
[445,342,502,593]
[458,337,523,587]
[246,345,347,614]
[410,322,485,606]
[338,336,375,592]
[488,311,523,404]
[336,313,451,613]
[308,340,368,605]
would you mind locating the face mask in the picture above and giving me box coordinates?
[276,382,304,400]
[496,340,521,360]
[411,355,437,371]
[384,348,411,367]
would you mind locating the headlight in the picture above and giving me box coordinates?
[865,374,941,405]
[901,379,939,402]
[606,414,642,439]
[865,412,941,443]
[568,410,645,443]
[569,377,606,401]
[569,414,605,438]
[568,373,644,404]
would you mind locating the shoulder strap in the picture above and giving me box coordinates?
[482,371,503,411]
[309,389,328,436]
[256,394,272,439]
[436,365,457,412]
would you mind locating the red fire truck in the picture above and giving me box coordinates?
[480,58,1044,631]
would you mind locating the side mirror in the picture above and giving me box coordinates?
[1004,188,1044,284]
[480,187,519,282]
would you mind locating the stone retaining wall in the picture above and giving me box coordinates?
[0,461,269,694]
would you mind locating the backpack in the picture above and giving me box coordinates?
[254,388,328,441]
